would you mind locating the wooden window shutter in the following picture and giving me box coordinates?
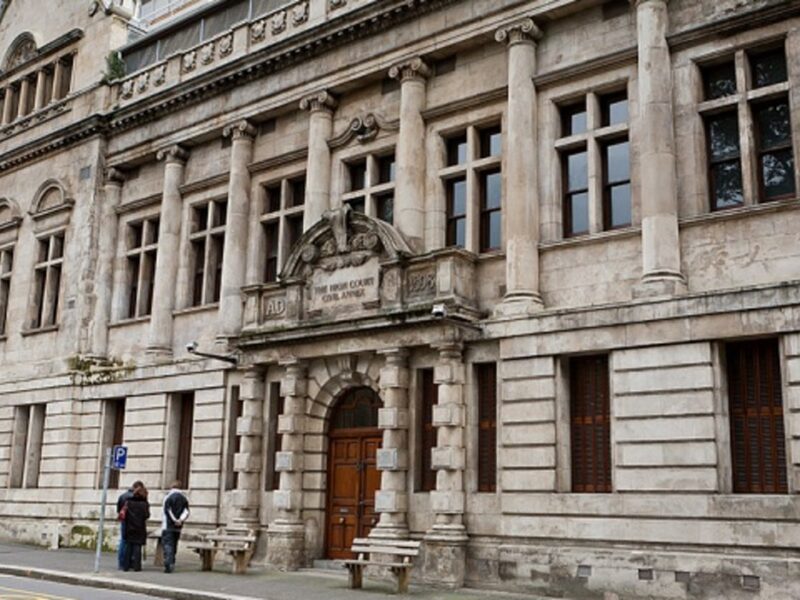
[727,339,788,494]
[476,363,497,492]
[419,368,438,492]
[569,355,611,493]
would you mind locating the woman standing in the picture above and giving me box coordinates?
[123,483,150,572]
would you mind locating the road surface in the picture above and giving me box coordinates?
[0,574,157,600]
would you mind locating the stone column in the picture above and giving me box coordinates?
[299,91,337,231]
[266,360,307,570]
[17,77,30,118]
[146,145,189,359]
[372,349,410,539]
[388,58,430,250]
[633,0,686,297]
[51,59,64,103]
[89,168,126,358]
[424,343,468,588]
[232,369,264,525]
[2,88,13,124]
[218,120,256,344]
[33,69,47,111]
[495,19,544,315]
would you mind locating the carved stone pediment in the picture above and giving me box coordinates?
[282,206,412,280]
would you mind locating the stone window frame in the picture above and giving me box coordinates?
[694,38,800,211]
[339,149,396,224]
[9,403,46,489]
[164,391,195,489]
[186,196,227,307]
[0,243,14,338]
[27,229,66,332]
[438,120,503,254]
[263,377,283,492]
[258,172,305,283]
[554,84,632,239]
[122,214,160,319]
[98,398,126,490]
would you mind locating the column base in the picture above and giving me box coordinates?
[493,292,544,317]
[145,345,173,363]
[368,520,409,541]
[214,334,237,352]
[422,524,468,588]
[266,519,306,570]
[633,270,688,299]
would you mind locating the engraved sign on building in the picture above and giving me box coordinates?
[309,257,380,313]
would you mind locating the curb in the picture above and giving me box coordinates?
[0,564,262,600]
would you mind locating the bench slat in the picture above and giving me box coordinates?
[351,546,418,557]
[351,538,420,548]
[344,559,412,569]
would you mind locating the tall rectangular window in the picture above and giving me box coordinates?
[479,170,502,252]
[265,382,283,491]
[189,199,226,306]
[167,393,194,488]
[706,112,744,210]
[418,369,438,492]
[10,404,46,489]
[340,152,396,222]
[754,99,795,201]
[446,178,467,248]
[602,140,632,229]
[569,355,611,493]
[0,246,13,335]
[263,220,279,283]
[31,233,64,329]
[100,398,126,489]
[563,149,589,236]
[726,339,788,494]
[476,363,497,493]
[225,386,242,491]
[125,217,158,318]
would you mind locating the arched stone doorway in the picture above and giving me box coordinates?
[325,386,382,559]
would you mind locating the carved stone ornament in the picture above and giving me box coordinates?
[199,42,215,65]
[329,113,400,149]
[218,33,233,57]
[329,0,346,8]
[4,35,37,71]
[104,167,127,187]
[250,19,267,42]
[494,18,542,46]
[182,50,197,72]
[120,79,134,99]
[271,10,287,34]
[281,207,412,279]
[156,144,189,164]
[388,57,431,83]
[0,197,23,231]
[152,64,166,86]
[223,120,257,141]
[292,1,309,26]
[299,90,338,113]
[135,72,149,93]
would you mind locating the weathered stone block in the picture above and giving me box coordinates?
[431,446,465,470]
[277,414,302,434]
[379,366,410,389]
[376,448,408,470]
[280,377,306,398]
[432,404,463,427]
[275,451,303,472]
[272,490,302,511]
[378,407,409,429]
[375,490,408,513]
[430,490,465,514]
[236,415,262,436]
[233,452,261,472]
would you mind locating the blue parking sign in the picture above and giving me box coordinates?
[112,445,128,470]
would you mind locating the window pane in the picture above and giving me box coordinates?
[606,141,630,183]
[755,101,792,149]
[265,184,281,213]
[376,194,393,224]
[609,184,631,228]
[707,113,740,161]
[561,101,587,136]
[479,126,502,158]
[346,197,365,214]
[569,192,589,235]
[483,171,502,209]
[446,133,467,166]
[193,204,209,232]
[129,222,144,249]
[286,216,303,251]
[158,22,201,60]
[702,61,737,100]
[601,93,628,126]
[487,211,501,250]
[348,161,366,191]
[378,155,395,184]
[761,149,795,200]
[454,217,466,248]
[450,178,466,216]
[567,151,588,191]
[50,235,64,260]
[203,1,249,39]
[289,178,305,207]
[212,201,227,227]
[750,48,788,89]
[711,161,744,209]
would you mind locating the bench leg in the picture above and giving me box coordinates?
[231,551,250,575]
[348,565,363,589]
[393,567,410,594]
[154,539,164,567]
[200,550,215,571]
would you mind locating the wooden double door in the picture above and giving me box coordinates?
[325,387,382,559]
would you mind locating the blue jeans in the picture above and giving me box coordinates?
[162,528,181,571]
[117,523,127,570]
[124,542,143,571]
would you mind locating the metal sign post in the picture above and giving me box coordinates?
[94,447,112,573]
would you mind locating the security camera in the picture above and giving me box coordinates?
[186,341,198,354]
[431,303,447,318]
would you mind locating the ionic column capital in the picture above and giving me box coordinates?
[223,119,257,142]
[378,347,409,365]
[388,57,431,84]
[495,18,542,46]
[299,90,337,114]
[104,167,126,187]
[156,144,189,165]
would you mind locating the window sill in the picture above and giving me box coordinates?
[20,324,59,337]
[173,303,219,317]
[109,315,150,328]
[539,226,641,250]
[680,197,799,228]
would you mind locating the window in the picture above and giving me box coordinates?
[30,232,64,329]
[476,363,497,493]
[259,175,305,283]
[265,382,283,491]
[189,199,226,306]
[225,386,242,491]
[9,404,46,489]
[726,339,788,494]
[557,89,631,237]
[699,45,795,208]
[341,152,396,224]
[124,217,158,318]
[418,369,438,492]
[569,355,611,493]
[167,393,194,488]
[0,246,13,335]
[441,124,502,252]
[100,399,126,489]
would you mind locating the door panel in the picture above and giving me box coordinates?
[360,436,381,539]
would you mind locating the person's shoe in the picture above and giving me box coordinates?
[164,566,173,573]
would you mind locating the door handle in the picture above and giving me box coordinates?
[339,517,345,524]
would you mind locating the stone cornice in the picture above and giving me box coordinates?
[179,172,229,195]
[248,148,308,175]
[494,18,542,46]
[388,57,431,83]
[533,45,638,88]
[298,90,338,114]
[222,119,257,141]
[116,193,161,215]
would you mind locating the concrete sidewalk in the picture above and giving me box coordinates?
[0,542,552,600]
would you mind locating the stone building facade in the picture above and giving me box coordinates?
[0,0,798,598]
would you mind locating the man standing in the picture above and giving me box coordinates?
[161,480,190,573]
[116,480,143,570]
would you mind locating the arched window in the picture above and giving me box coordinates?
[330,387,381,430]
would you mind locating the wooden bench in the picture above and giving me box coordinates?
[185,526,257,574]
[146,532,164,567]
[343,538,421,594]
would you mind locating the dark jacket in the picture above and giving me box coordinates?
[124,496,150,545]
[116,489,134,515]
[163,490,190,530]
